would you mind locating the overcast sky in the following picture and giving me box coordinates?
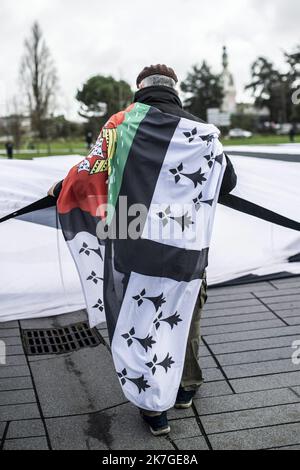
[1,0,299,120]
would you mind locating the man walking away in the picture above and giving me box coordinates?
[289,123,297,143]
[133,65,237,435]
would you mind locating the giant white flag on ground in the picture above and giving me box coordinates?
[0,148,299,322]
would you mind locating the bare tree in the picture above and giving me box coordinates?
[20,21,58,138]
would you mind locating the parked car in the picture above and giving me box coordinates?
[276,123,293,135]
[228,128,253,139]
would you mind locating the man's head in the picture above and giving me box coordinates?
[136,64,178,90]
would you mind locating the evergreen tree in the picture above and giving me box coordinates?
[180,61,224,120]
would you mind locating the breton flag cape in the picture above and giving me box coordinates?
[57,102,226,411]
[1,103,300,410]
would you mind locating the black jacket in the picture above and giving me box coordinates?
[134,86,237,197]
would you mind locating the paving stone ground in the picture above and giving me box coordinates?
[1,277,300,450]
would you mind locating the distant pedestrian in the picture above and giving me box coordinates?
[289,124,297,143]
[85,131,93,150]
[5,142,14,159]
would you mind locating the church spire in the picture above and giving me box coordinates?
[220,46,236,114]
[222,45,228,69]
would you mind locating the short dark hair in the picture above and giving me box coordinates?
[136,64,178,88]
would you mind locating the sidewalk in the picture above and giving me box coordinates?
[1,277,300,450]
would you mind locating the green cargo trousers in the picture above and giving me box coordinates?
[180,274,208,391]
